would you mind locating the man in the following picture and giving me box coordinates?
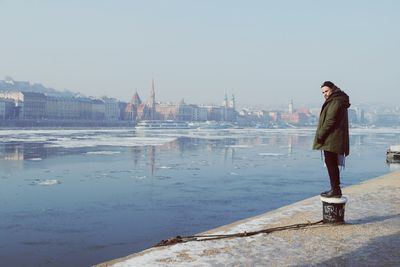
[313,81,350,198]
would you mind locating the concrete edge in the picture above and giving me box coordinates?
[94,171,400,267]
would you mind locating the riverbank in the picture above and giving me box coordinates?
[0,119,134,128]
[96,171,400,266]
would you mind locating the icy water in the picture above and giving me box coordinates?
[0,127,399,267]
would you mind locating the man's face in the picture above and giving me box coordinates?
[321,86,332,100]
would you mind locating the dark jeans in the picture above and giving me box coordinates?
[324,150,341,191]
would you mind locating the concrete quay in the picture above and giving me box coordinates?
[96,171,400,267]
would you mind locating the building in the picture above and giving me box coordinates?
[280,112,309,124]
[156,102,179,120]
[102,97,120,121]
[91,99,105,120]
[124,91,142,121]
[280,101,312,125]
[192,105,208,121]
[269,111,281,122]
[77,97,92,120]
[0,91,46,119]
[45,96,80,120]
[20,92,46,120]
[176,99,193,121]
[0,98,16,120]
[206,106,224,121]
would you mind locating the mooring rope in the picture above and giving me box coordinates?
[154,219,324,247]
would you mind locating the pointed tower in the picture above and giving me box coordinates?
[289,99,293,114]
[125,90,142,121]
[131,89,142,106]
[223,92,229,108]
[230,94,236,110]
[147,79,156,120]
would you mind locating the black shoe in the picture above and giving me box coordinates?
[320,189,331,196]
[321,189,342,198]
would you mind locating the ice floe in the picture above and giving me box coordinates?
[258,153,285,156]
[31,179,62,186]
[85,151,121,155]
[0,129,177,148]
[158,166,173,169]
[227,145,251,148]
[27,158,43,161]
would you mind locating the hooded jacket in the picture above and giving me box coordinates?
[312,89,350,156]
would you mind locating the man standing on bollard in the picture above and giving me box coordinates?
[313,81,350,198]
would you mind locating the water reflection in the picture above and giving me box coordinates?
[0,143,48,160]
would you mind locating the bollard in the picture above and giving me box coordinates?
[320,196,348,224]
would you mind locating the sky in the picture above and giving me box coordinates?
[0,0,399,108]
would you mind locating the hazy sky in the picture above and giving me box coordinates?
[1,0,399,108]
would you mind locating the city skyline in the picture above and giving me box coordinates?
[2,76,400,113]
[1,1,399,107]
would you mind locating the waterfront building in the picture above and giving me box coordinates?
[376,113,400,126]
[280,112,309,124]
[102,97,120,121]
[22,92,46,120]
[155,102,208,122]
[192,105,208,121]
[45,96,80,120]
[224,107,237,122]
[91,99,106,120]
[156,102,178,120]
[221,93,237,122]
[352,106,365,124]
[176,99,193,121]
[206,106,223,121]
[0,91,46,120]
[119,101,130,121]
[269,111,281,122]
[124,91,142,121]
[127,82,158,122]
[280,101,312,125]
[348,108,358,124]
[0,98,16,120]
[78,97,92,120]
[136,101,153,121]
[46,96,108,121]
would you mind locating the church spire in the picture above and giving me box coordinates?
[148,78,156,120]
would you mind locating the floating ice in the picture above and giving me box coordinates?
[46,136,177,148]
[227,145,251,148]
[31,179,62,186]
[258,153,285,156]
[0,129,177,148]
[27,158,42,161]
[85,151,121,155]
[132,175,146,180]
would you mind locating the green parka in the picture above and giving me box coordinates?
[312,90,350,156]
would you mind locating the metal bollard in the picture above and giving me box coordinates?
[320,196,348,224]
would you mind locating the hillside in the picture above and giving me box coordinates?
[0,76,75,97]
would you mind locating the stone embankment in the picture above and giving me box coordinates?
[96,171,400,266]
